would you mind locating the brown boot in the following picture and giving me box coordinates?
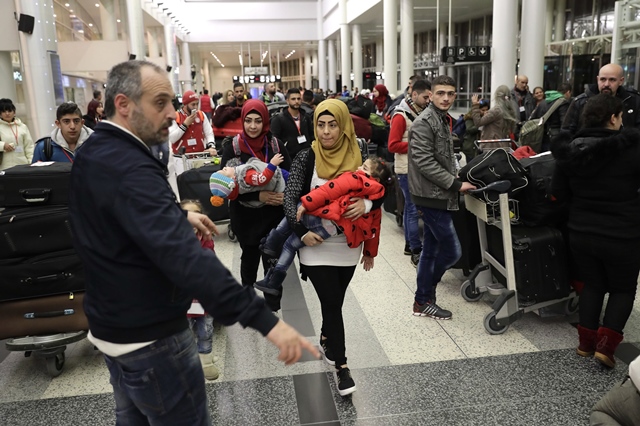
[576,325,597,357]
[594,327,624,368]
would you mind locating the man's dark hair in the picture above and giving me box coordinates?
[412,79,431,93]
[558,83,571,94]
[233,82,244,90]
[203,89,209,95]
[56,102,82,121]
[0,98,16,114]
[581,93,623,129]
[302,89,314,103]
[431,75,456,89]
[104,60,164,119]
[410,74,423,83]
[93,90,101,99]
[286,88,300,99]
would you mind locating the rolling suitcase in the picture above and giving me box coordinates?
[0,291,88,340]
[177,164,229,222]
[0,249,85,302]
[485,225,571,304]
[0,206,73,258]
[0,162,72,207]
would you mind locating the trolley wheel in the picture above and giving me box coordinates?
[484,311,509,335]
[395,214,403,227]
[227,227,237,243]
[461,280,483,302]
[563,296,580,316]
[46,352,65,377]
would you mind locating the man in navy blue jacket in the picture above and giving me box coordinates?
[69,60,317,425]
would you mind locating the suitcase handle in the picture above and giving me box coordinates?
[19,188,51,203]
[24,309,75,319]
[22,272,73,284]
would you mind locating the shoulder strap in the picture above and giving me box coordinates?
[541,98,567,122]
[43,137,53,160]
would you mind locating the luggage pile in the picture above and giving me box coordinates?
[0,162,87,340]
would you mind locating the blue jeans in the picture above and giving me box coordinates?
[189,314,213,354]
[397,174,422,251]
[104,328,211,426]
[415,206,461,305]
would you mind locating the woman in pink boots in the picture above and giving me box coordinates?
[552,93,640,368]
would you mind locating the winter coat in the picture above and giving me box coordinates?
[32,125,93,163]
[0,117,34,170]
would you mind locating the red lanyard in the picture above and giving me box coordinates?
[241,135,268,160]
[292,115,301,134]
[9,123,19,144]
[445,115,453,132]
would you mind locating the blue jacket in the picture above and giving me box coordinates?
[69,121,277,343]
[32,126,93,163]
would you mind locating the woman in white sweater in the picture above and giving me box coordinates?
[0,98,34,170]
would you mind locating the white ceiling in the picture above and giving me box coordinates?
[72,0,494,68]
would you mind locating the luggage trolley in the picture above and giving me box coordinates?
[459,181,579,335]
[6,331,88,377]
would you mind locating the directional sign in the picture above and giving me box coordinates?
[441,46,491,64]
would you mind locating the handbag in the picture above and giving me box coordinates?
[518,98,567,153]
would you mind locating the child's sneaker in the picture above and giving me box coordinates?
[336,366,356,396]
[319,337,335,366]
[198,353,220,380]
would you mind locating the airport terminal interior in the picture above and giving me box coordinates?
[2,0,640,424]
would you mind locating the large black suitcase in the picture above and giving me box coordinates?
[452,195,481,276]
[0,249,85,302]
[0,162,72,207]
[177,164,229,222]
[0,291,88,340]
[0,206,73,258]
[485,225,571,304]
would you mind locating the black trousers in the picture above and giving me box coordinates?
[305,264,356,367]
[570,231,640,333]
[239,243,281,311]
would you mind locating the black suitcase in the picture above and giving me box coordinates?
[0,249,85,302]
[0,291,88,340]
[452,195,481,276]
[0,206,73,258]
[0,162,72,207]
[177,164,229,222]
[485,225,571,304]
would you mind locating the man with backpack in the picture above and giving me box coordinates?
[32,102,93,163]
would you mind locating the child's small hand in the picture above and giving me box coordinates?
[270,153,284,167]
[361,255,374,271]
[296,205,307,221]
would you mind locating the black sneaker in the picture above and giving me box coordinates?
[319,337,335,366]
[410,249,421,268]
[404,242,411,255]
[336,367,356,396]
[413,301,452,320]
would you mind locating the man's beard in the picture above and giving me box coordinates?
[289,104,300,110]
[131,107,170,147]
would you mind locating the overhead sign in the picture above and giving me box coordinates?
[244,66,268,75]
[441,46,490,64]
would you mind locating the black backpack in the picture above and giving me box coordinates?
[345,95,373,119]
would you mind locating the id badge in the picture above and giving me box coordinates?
[187,138,197,146]
[297,135,307,144]
[519,106,525,113]
[14,145,24,153]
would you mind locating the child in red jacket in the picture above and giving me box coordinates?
[180,199,219,381]
[254,157,392,296]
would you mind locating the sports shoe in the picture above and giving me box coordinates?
[336,366,356,396]
[413,300,452,320]
[410,249,421,268]
[404,242,411,255]
[319,337,335,366]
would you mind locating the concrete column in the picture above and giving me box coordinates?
[318,40,327,92]
[312,50,319,81]
[164,21,179,93]
[194,53,203,93]
[352,24,363,93]
[304,50,312,89]
[490,0,518,103]
[438,23,447,76]
[0,52,17,104]
[400,0,414,95]
[339,0,351,90]
[14,0,59,137]
[181,41,192,91]
[555,0,566,42]
[328,39,337,92]
[203,59,211,93]
[147,28,159,58]
[383,0,398,93]
[520,0,546,88]
[100,0,118,41]
[545,0,554,44]
[375,36,384,71]
[125,0,145,58]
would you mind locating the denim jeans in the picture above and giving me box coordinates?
[397,174,422,251]
[415,206,461,305]
[189,314,214,354]
[104,328,211,426]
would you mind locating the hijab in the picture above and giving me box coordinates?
[311,99,362,180]
[373,84,389,113]
[240,99,270,161]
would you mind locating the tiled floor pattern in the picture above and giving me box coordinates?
[0,212,638,425]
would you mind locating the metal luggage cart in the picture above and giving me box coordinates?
[459,181,579,335]
[182,152,220,172]
[475,138,518,154]
[5,330,88,377]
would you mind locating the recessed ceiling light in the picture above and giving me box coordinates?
[116,19,121,23]
[95,3,100,7]
[64,3,69,6]
[88,23,93,27]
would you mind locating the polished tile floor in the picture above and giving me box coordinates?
[1,212,638,425]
